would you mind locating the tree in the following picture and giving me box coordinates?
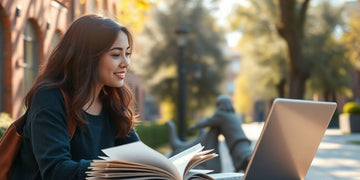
[116,0,157,34]
[275,0,311,99]
[233,75,253,115]
[230,0,350,101]
[229,0,288,100]
[304,2,352,101]
[141,0,227,122]
[343,10,360,68]
[342,7,360,101]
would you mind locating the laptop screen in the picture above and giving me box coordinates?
[244,98,336,180]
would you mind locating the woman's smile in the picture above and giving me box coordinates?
[114,71,126,79]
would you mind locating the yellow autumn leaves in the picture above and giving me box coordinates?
[115,0,158,33]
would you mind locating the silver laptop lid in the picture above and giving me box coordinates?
[244,98,337,180]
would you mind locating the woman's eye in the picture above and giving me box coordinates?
[125,53,132,57]
[112,54,120,57]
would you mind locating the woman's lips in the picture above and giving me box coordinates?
[114,72,126,79]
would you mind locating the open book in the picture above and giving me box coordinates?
[86,141,218,180]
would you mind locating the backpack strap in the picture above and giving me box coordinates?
[59,89,76,141]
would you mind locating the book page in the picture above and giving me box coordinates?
[188,169,213,174]
[169,143,204,178]
[208,172,244,180]
[101,141,181,179]
[183,150,217,176]
[88,160,176,179]
[185,170,215,180]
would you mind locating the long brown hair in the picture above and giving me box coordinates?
[25,14,135,138]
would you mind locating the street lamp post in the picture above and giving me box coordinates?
[175,26,189,141]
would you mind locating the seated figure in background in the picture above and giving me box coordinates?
[167,95,253,172]
[188,95,253,172]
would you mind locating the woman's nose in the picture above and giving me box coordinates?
[120,56,130,67]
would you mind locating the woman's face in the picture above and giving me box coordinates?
[98,30,131,88]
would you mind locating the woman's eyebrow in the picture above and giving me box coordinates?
[110,46,130,51]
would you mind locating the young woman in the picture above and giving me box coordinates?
[12,14,139,179]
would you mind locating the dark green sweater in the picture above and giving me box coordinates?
[13,88,139,180]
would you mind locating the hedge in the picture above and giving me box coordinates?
[0,112,13,138]
[135,121,169,149]
[343,102,360,114]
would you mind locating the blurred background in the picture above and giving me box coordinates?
[0,0,360,149]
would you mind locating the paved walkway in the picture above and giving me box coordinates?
[218,122,360,180]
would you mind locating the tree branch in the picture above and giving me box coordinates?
[298,0,311,36]
[276,0,296,39]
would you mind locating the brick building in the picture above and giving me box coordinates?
[0,0,146,119]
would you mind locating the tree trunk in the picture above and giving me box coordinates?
[276,0,311,99]
[324,90,336,102]
[276,77,286,98]
[289,72,307,99]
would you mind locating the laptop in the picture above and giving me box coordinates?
[224,98,337,180]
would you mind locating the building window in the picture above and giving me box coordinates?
[51,30,62,50]
[0,21,3,111]
[23,20,38,95]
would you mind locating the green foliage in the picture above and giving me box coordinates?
[342,9,360,70]
[141,0,227,122]
[229,0,287,100]
[0,112,13,138]
[305,2,352,101]
[342,102,360,114]
[230,0,351,101]
[0,127,6,138]
[135,121,169,149]
[233,76,253,114]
